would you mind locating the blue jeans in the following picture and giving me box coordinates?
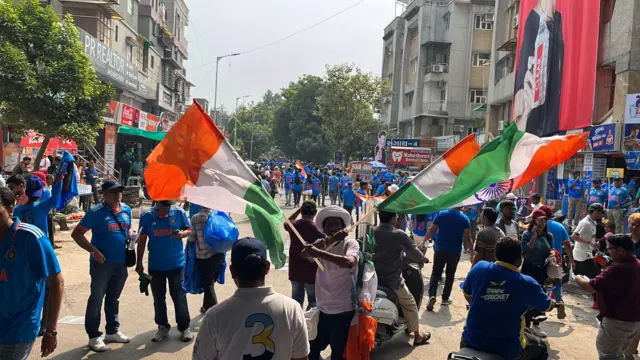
[285,188,292,205]
[291,281,316,310]
[552,279,563,303]
[0,342,34,360]
[85,261,128,339]
[149,267,191,332]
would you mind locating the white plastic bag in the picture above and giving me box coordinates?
[304,307,320,341]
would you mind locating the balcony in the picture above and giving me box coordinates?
[424,62,449,82]
[404,82,415,94]
[419,101,467,118]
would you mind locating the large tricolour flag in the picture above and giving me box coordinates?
[377,124,588,214]
[144,102,286,268]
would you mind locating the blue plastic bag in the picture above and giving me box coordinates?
[204,211,240,253]
[184,240,202,294]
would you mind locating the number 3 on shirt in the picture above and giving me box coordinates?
[244,313,275,360]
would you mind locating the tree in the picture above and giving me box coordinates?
[274,75,331,164]
[0,0,115,169]
[317,64,391,164]
[234,91,280,160]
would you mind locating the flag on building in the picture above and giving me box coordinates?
[295,160,307,178]
[144,102,287,268]
[377,124,588,214]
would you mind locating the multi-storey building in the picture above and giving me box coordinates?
[381,0,495,149]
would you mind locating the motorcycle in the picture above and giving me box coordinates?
[448,349,504,360]
[371,254,424,347]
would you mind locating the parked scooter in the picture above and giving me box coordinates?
[371,254,424,347]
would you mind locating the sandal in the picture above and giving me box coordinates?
[413,332,431,346]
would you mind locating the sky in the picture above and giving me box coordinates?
[185,0,400,112]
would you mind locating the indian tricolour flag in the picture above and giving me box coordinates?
[144,102,286,268]
[377,124,588,214]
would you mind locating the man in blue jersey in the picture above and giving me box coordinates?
[608,178,631,233]
[461,236,554,360]
[342,182,356,216]
[71,180,132,352]
[567,171,584,226]
[136,200,193,343]
[312,175,322,204]
[0,187,63,359]
[12,176,62,239]
[328,172,340,205]
[589,178,607,206]
[284,168,295,207]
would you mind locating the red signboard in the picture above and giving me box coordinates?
[390,147,431,166]
[120,104,139,127]
[20,131,78,151]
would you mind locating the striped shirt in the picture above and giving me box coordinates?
[187,209,215,259]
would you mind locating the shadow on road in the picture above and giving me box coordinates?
[370,334,416,359]
[565,304,598,328]
[52,314,205,360]
[542,321,574,338]
[421,306,464,328]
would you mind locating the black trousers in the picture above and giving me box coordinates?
[575,258,599,302]
[428,251,461,300]
[521,262,547,327]
[196,254,225,310]
[343,205,353,216]
[309,310,355,360]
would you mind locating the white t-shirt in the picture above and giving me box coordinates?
[503,221,519,238]
[315,239,360,315]
[573,216,597,262]
[193,286,309,360]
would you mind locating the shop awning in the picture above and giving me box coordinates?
[118,126,166,141]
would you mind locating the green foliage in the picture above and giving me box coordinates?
[234,92,282,160]
[0,0,114,168]
[273,75,331,164]
[316,64,391,164]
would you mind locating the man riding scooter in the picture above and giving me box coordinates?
[372,211,431,346]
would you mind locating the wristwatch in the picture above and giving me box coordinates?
[44,330,57,337]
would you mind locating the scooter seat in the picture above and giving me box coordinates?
[376,290,387,299]
[377,285,397,303]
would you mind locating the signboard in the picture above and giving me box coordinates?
[588,124,615,152]
[592,155,607,181]
[3,143,19,171]
[349,161,373,175]
[625,93,640,124]
[607,168,625,179]
[374,131,387,164]
[104,101,120,124]
[104,123,117,176]
[334,151,343,167]
[120,104,139,127]
[78,28,139,92]
[386,138,420,147]
[389,147,432,166]
[583,153,593,171]
[624,152,640,171]
[138,111,160,132]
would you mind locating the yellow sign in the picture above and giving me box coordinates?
[606,168,625,178]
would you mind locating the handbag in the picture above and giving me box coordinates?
[108,205,136,267]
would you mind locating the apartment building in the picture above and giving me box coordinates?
[381,0,495,146]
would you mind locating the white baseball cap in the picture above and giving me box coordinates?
[505,193,517,200]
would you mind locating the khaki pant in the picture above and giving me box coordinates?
[608,208,625,234]
[568,198,583,225]
[394,283,419,333]
[596,317,640,360]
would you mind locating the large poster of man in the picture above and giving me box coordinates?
[374,130,387,164]
[512,0,600,137]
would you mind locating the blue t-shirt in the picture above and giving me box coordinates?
[40,188,51,203]
[342,189,356,207]
[567,178,583,199]
[0,220,60,345]
[189,203,202,220]
[411,215,428,237]
[329,176,339,192]
[608,186,631,209]
[13,182,62,238]
[375,184,385,196]
[341,177,350,192]
[312,178,321,196]
[630,179,638,192]
[433,209,470,254]
[79,203,132,263]
[284,172,294,190]
[139,207,190,271]
[462,261,552,360]
[84,167,98,185]
[291,174,303,192]
[465,207,478,222]
[371,175,380,188]
[588,188,607,206]
[547,220,569,253]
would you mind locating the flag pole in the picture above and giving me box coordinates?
[346,208,377,233]
[284,218,325,271]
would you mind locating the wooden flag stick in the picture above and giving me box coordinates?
[284,217,325,272]
[346,208,378,233]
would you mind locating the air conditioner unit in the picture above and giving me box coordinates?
[454,125,465,133]
[498,120,505,131]
[436,80,446,88]
[431,64,444,73]
[483,14,495,22]
[513,14,519,29]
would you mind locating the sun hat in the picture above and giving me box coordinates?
[314,205,352,232]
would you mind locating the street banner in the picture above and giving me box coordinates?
[588,124,616,152]
[104,124,117,176]
[120,104,139,127]
[625,94,640,124]
[607,168,625,178]
[512,0,600,136]
[374,131,387,164]
[334,151,343,167]
[386,138,420,147]
[389,147,432,166]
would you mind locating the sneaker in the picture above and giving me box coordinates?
[181,329,194,342]
[104,331,131,343]
[530,326,547,339]
[88,337,108,352]
[556,303,566,320]
[441,298,453,306]
[152,326,170,342]
[426,296,437,311]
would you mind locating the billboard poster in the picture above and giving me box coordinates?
[386,138,420,147]
[104,124,117,176]
[334,151,343,167]
[588,124,615,152]
[623,124,640,151]
[624,152,640,170]
[374,130,387,164]
[389,147,431,166]
[512,0,600,136]
[625,94,640,124]
[120,104,139,127]
[104,101,119,124]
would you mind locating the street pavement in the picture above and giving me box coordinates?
[36,195,604,360]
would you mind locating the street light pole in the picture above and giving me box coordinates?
[234,95,250,148]
[212,52,240,125]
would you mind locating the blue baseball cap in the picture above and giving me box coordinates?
[101,180,125,192]
[348,182,353,187]
[25,176,44,198]
[231,237,267,266]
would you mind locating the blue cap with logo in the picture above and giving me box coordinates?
[25,175,45,198]
[231,237,267,266]
[101,179,125,192]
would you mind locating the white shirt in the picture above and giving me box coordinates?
[315,239,360,314]
[573,216,597,262]
[193,286,309,360]
[503,221,519,238]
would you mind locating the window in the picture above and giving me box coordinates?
[151,55,155,69]
[444,12,450,30]
[97,11,111,46]
[114,25,118,42]
[472,53,490,67]
[176,14,181,40]
[474,15,493,30]
[126,44,133,63]
[127,0,133,15]
[410,57,418,74]
[138,45,149,73]
[470,89,487,103]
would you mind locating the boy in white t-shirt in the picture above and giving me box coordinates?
[192,238,309,360]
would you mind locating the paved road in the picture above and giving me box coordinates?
[35,196,602,360]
